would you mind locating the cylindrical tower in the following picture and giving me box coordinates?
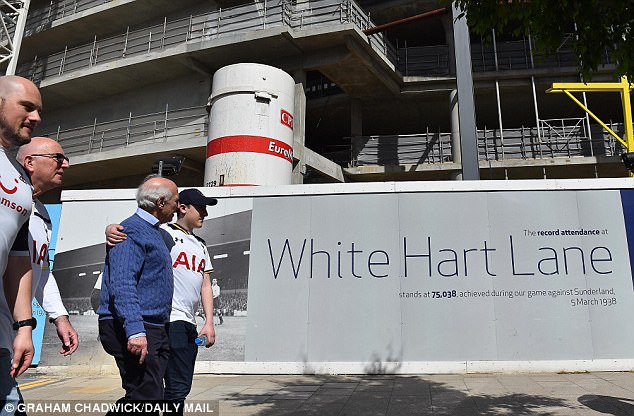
[205,63,295,186]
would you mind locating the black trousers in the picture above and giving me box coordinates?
[99,319,170,404]
[164,320,198,405]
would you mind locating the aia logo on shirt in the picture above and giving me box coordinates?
[32,240,49,268]
[173,252,206,272]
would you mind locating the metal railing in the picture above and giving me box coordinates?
[398,34,613,77]
[538,118,588,158]
[47,105,207,157]
[398,44,449,77]
[25,0,113,35]
[351,130,452,166]
[351,120,626,167]
[48,103,626,168]
[18,0,381,83]
[21,0,601,82]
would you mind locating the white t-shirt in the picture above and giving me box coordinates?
[30,200,68,319]
[0,147,33,350]
[162,223,213,324]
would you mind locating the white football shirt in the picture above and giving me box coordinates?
[161,223,213,324]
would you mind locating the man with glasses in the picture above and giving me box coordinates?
[16,137,78,358]
[25,153,69,164]
[0,75,42,416]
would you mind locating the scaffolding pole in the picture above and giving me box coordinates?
[1,0,30,75]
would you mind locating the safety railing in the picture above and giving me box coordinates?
[538,118,588,158]
[400,35,610,77]
[350,130,453,167]
[22,1,615,82]
[18,0,383,83]
[287,0,351,29]
[398,44,449,77]
[350,120,626,167]
[25,0,114,35]
[47,105,207,157]
[47,104,625,167]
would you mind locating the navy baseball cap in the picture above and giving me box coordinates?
[179,189,218,206]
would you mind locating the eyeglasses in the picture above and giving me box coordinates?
[29,153,69,164]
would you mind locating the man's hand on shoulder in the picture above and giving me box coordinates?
[105,224,127,247]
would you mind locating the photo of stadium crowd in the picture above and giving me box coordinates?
[40,208,253,364]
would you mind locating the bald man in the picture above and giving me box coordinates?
[0,76,42,416]
[97,175,179,411]
[16,137,78,357]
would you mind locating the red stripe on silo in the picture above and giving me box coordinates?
[207,135,293,163]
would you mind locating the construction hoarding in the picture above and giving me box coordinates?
[46,179,634,373]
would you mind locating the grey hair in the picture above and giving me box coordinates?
[136,174,173,210]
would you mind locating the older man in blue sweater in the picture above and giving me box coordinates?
[97,175,179,411]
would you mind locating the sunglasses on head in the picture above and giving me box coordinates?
[29,153,69,164]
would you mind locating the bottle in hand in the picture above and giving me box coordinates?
[195,335,207,347]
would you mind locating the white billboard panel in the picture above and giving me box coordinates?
[45,179,634,373]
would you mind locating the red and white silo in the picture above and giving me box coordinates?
[204,63,295,186]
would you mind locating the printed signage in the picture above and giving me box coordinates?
[50,181,634,372]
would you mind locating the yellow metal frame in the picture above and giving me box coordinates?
[546,76,634,152]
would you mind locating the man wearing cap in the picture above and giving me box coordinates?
[107,188,217,415]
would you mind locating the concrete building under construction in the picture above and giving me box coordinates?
[2,0,631,196]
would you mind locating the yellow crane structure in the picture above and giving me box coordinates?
[547,76,634,156]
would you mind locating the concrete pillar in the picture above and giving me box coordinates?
[351,98,363,137]
[449,89,462,180]
[350,99,363,167]
[292,69,307,86]
[444,13,461,180]
[292,70,307,184]
[451,3,480,180]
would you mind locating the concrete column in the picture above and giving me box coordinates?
[451,2,480,180]
[449,89,462,180]
[292,69,307,86]
[292,70,307,184]
[444,13,462,180]
[350,99,363,167]
[351,98,363,137]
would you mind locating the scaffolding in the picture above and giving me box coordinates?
[547,77,634,152]
[0,0,29,74]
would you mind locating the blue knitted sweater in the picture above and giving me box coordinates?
[97,213,174,337]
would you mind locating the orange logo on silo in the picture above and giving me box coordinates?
[281,110,293,130]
